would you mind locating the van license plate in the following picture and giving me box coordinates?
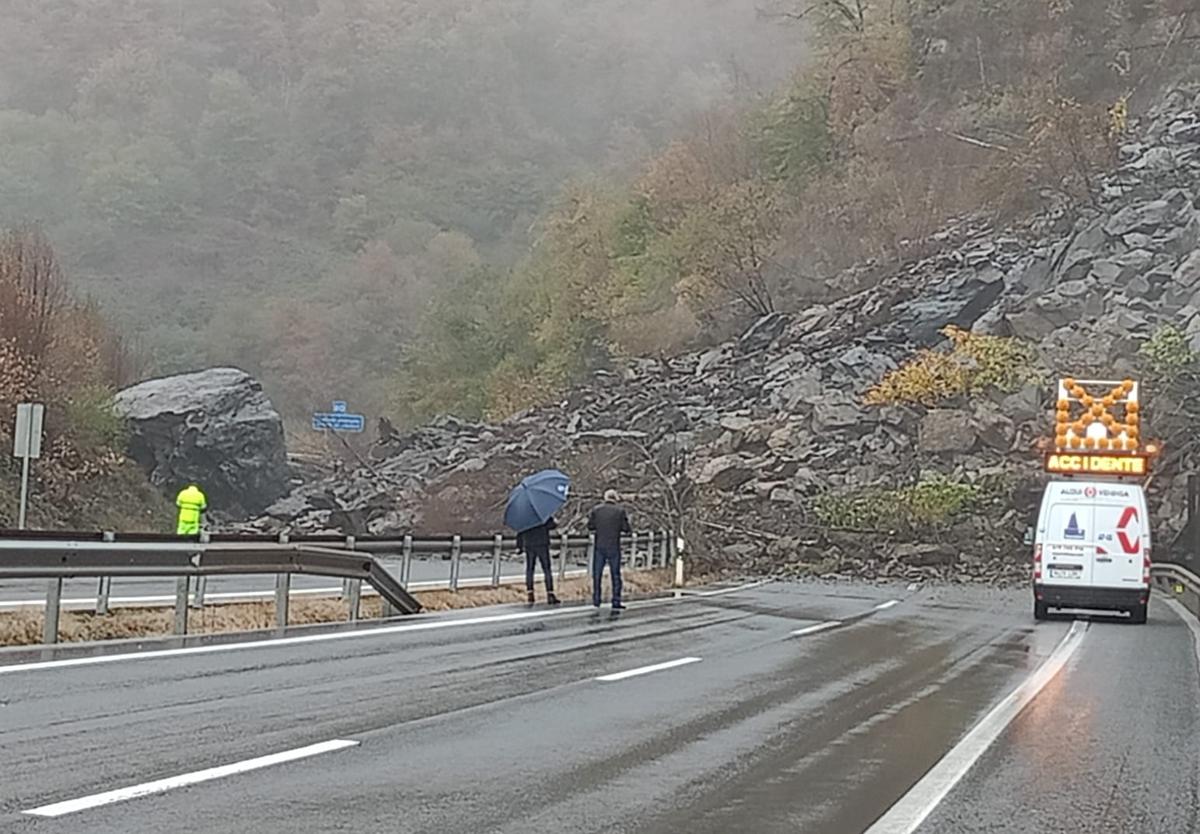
[1049,568,1080,578]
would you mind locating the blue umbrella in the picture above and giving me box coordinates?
[504,469,571,532]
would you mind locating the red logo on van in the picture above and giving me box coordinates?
[1084,486,1097,498]
[1117,506,1140,554]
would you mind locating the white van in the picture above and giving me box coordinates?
[1033,480,1151,623]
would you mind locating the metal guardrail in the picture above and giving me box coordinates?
[0,529,676,645]
[1150,562,1200,619]
[1150,561,1200,590]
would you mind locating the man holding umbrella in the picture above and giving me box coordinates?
[506,469,570,606]
[517,517,560,606]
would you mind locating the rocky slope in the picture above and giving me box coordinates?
[238,85,1200,584]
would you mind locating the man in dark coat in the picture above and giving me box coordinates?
[517,517,560,606]
[588,490,632,609]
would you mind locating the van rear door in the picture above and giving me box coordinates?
[1041,487,1093,585]
[1092,497,1146,588]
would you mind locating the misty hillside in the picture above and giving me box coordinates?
[0,0,803,420]
[4,0,1199,443]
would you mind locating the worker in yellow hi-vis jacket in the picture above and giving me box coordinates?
[176,483,207,535]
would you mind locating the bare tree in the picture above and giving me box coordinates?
[0,227,68,367]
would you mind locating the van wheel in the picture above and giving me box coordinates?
[1129,603,1148,625]
[1034,600,1049,621]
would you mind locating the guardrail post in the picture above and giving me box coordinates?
[95,577,111,615]
[275,573,290,627]
[631,531,641,568]
[191,531,210,609]
[174,577,190,635]
[275,534,290,628]
[347,579,362,622]
[449,535,462,591]
[401,534,413,587]
[492,534,503,588]
[95,531,115,614]
[43,579,63,645]
[341,535,357,599]
[558,531,569,583]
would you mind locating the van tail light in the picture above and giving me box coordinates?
[1143,548,1152,585]
[1034,543,1043,581]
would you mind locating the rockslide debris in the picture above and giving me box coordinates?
[239,86,1200,585]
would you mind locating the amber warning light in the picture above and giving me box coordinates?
[1053,377,1140,452]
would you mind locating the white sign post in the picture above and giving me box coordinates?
[13,403,45,530]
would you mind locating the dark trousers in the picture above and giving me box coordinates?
[593,546,623,606]
[525,547,554,593]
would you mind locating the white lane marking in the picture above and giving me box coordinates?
[874,599,900,611]
[863,620,1087,834]
[23,739,359,818]
[677,578,773,597]
[791,620,841,637]
[596,656,701,682]
[0,579,767,676]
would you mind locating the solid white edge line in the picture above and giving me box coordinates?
[790,620,842,637]
[875,599,900,611]
[23,739,359,818]
[0,579,767,676]
[863,619,1087,834]
[596,656,701,682]
[1162,597,1200,669]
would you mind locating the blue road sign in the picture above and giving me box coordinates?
[313,400,365,433]
[312,413,365,432]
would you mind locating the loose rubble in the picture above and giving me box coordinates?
[235,85,1200,586]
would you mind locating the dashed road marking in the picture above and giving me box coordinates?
[791,621,842,637]
[24,739,360,817]
[596,656,702,682]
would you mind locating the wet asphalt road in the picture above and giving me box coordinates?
[917,598,1200,834]
[0,582,1194,833]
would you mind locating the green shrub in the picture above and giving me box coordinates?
[64,384,127,452]
[813,475,981,531]
[1139,324,1195,383]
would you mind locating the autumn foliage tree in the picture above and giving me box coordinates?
[0,228,136,495]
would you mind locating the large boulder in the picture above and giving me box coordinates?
[114,368,290,517]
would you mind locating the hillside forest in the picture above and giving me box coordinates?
[1,0,1198,438]
[0,0,804,425]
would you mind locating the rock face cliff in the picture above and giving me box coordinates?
[240,85,1200,584]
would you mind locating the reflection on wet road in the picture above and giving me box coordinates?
[917,597,1200,834]
[0,581,1193,833]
